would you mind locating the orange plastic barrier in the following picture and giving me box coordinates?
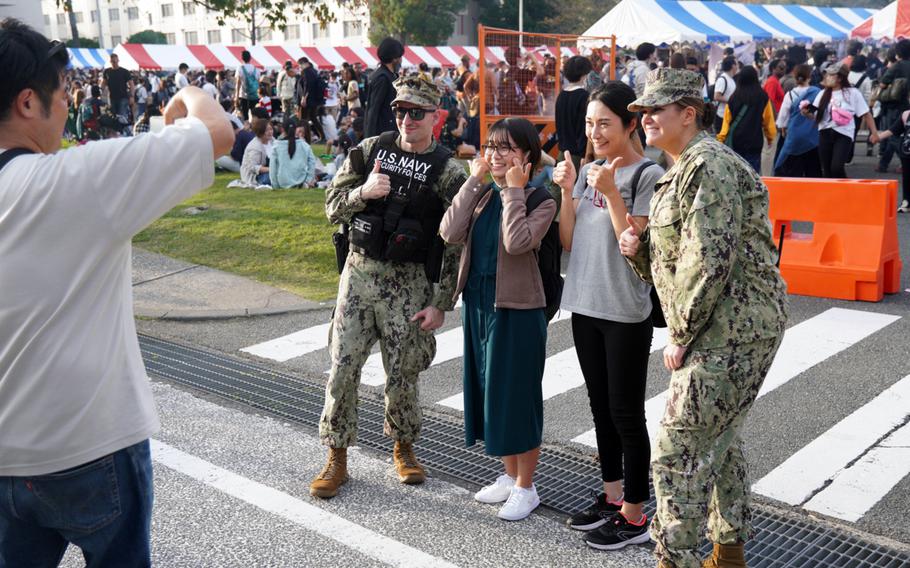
[764,177,902,302]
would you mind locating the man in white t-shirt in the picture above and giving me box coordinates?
[0,19,233,564]
[175,62,190,90]
[713,56,738,133]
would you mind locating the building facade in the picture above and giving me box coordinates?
[0,0,46,32]
[40,0,371,49]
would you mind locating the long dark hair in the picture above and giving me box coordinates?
[588,81,638,129]
[816,66,850,124]
[728,65,768,114]
[283,116,298,158]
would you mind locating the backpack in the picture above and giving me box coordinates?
[241,64,259,100]
[627,159,667,328]
[478,183,563,321]
[878,77,907,104]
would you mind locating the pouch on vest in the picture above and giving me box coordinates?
[384,218,425,262]
[350,213,385,259]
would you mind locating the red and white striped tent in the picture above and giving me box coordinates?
[112,43,581,71]
[851,0,910,40]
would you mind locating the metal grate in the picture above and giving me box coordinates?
[139,335,910,567]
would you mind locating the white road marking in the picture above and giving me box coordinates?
[804,420,910,522]
[151,440,460,568]
[573,308,900,447]
[241,322,331,362]
[753,375,910,515]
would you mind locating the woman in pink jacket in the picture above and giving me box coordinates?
[439,117,557,522]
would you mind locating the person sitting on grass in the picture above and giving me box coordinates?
[240,116,273,188]
[269,116,317,188]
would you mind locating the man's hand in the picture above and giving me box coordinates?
[411,306,444,331]
[361,160,391,200]
[553,150,577,193]
[663,344,688,371]
[619,213,643,257]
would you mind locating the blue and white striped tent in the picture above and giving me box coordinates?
[66,47,112,69]
[583,0,878,46]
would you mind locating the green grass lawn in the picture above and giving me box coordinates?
[133,172,339,301]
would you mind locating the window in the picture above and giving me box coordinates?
[165,33,176,44]
[256,27,272,42]
[44,15,50,26]
[161,4,173,18]
[207,30,221,44]
[231,28,245,43]
[127,7,139,20]
[312,23,329,40]
[90,10,98,22]
[109,8,119,21]
[74,12,84,23]
[56,13,65,25]
[185,31,198,44]
[111,35,121,45]
[183,2,195,15]
[343,21,362,38]
[284,24,300,40]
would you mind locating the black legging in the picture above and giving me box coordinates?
[818,128,853,178]
[571,313,652,504]
[900,154,910,203]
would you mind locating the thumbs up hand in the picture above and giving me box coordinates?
[586,155,623,196]
[619,212,643,257]
[361,159,391,200]
[553,151,577,193]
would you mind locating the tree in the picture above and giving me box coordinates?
[368,0,468,45]
[188,0,364,33]
[127,30,169,44]
[66,38,100,48]
[59,0,81,47]
[478,0,549,33]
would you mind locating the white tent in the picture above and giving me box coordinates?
[582,0,876,47]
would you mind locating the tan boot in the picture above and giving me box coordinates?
[702,543,747,568]
[393,441,426,484]
[309,447,349,499]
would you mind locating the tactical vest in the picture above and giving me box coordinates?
[349,131,452,265]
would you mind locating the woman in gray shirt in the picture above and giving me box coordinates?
[553,82,663,551]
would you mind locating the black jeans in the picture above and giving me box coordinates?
[818,128,853,178]
[571,313,652,504]
[900,154,910,203]
[879,106,902,169]
[774,147,822,177]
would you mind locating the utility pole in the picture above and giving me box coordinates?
[95,0,104,48]
[518,0,523,48]
[250,1,257,45]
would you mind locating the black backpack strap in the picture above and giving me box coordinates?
[629,159,657,206]
[0,148,34,172]
[525,185,555,213]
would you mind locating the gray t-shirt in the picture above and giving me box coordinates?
[560,159,664,322]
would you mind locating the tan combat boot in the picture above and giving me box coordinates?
[393,441,426,484]
[702,543,747,568]
[309,447,349,499]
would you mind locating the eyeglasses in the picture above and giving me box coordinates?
[393,106,430,121]
[481,143,517,156]
[45,40,67,64]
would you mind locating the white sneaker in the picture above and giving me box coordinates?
[497,484,540,521]
[474,474,515,504]
[899,199,909,213]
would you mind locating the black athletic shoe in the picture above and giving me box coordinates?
[583,512,651,551]
[566,491,621,531]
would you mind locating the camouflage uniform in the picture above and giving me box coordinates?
[321,77,468,448]
[627,69,789,568]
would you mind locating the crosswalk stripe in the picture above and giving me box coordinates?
[240,322,331,362]
[360,309,572,387]
[804,418,910,522]
[752,374,910,515]
[572,308,901,447]
[439,322,669,412]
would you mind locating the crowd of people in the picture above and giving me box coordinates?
[0,13,904,568]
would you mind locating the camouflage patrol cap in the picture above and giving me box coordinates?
[391,75,441,108]
[628,68,705,112]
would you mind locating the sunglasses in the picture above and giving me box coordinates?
[45,40,67,64]
[393,106,431,121]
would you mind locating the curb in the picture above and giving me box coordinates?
[134,302,333,321]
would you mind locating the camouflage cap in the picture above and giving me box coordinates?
[391,75,441,108]
[628,68,705,112]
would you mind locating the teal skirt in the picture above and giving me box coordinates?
[461,275,547,457]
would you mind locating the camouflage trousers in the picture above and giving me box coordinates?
[651,336,782,568]
[319,252,437,448]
